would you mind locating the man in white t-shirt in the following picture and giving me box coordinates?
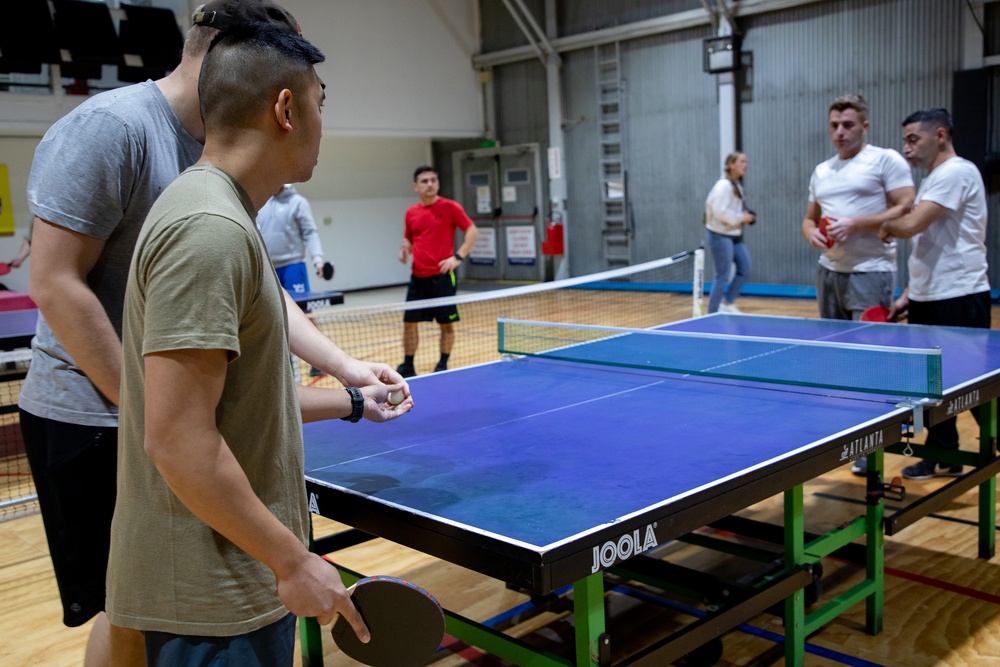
[802,94,915,320]
[879,108,991,481]
[802,94,915,476]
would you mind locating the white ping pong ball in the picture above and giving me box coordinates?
[388,389,405,406]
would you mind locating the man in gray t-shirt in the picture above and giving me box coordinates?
[21,2,405,664]
[22,26,210,667]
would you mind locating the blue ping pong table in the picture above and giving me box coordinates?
[0,308,37,351]
[302,313,1000,666]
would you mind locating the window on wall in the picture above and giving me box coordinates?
[0,0,186,96]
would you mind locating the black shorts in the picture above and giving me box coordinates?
[20,410,118,627]
[403,272,460,324]
[908,290,992,329]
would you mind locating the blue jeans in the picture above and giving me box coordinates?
[706,230,750,313]
[144,613,297,667]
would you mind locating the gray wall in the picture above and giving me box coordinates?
[479,0,998,291]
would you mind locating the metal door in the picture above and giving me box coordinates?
[452,144,543,281]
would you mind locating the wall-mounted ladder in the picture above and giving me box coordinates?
[595,41,632,269]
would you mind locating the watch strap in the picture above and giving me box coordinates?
[341,386,364,423]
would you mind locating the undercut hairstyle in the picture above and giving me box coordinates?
[413,165,437,182]
[198,22,325,134]
[183,24,218,58]
[902,108,953,139]
[829,94,868,122]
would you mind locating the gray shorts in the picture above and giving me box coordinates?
[816,266,894,320]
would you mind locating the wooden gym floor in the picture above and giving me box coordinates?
[2,295,1000,666]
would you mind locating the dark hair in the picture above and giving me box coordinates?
[829,94,868,122]
[413,165,437,182]
[198,22,324,133]
[902,108,953,139]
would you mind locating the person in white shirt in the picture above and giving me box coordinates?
[801,94,915,321]
[704,152,755,314]
[879,108,991,481]
[802,94,916,477]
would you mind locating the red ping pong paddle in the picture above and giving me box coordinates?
[817,217,835,249]
[322,261,335,281]
[0,262,11,276]
[331,576,444,667]
[860,304,891,323]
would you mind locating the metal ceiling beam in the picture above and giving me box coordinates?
[498,0,561,66]
[473,0,831,68]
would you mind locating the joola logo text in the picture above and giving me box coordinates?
[840,431,884,462]
[591,523,659,573]
[946,390,979,416]
[306,298,332,312]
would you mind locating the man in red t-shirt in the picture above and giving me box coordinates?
[397,165,478,377]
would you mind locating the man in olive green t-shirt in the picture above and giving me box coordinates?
[106,23,412,665]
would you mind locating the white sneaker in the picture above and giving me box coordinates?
[719,302,742,314]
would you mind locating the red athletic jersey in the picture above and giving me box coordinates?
[404,197,473,278]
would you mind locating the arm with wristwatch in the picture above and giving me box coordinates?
[438,223,479,274]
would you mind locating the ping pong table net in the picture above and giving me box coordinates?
[304,250,701,379]
[497,318,944,400]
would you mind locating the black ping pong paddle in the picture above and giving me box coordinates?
[322,261,335,281]
[331,575,444,667]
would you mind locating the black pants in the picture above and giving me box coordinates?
[20,410,118,626]
[909,291,992,453]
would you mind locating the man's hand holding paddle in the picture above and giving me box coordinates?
[275,551,370,641]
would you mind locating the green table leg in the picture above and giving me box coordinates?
[784,484,805,666]
[574,573,607,667]
[979,398,998,559]
[300,616,324,667]
[301,524,325,667]
[866,449,884,634]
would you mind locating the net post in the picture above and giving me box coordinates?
[692,248,705,318]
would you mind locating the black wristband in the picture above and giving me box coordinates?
[340,387,364,423]
[454,252,463,262]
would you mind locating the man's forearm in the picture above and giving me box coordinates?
[33,283,123,405]
[149,426,308,580]
[848,202,912,231]
[456,226,478,259]
[296,384,353,423]
[284,291,353,379]
[145,349,311,582]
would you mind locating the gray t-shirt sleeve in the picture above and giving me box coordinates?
[27,107,140,239]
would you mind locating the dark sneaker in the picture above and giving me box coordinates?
[396,363,416,378]
[433,362,448,372]
[850,456,867,476]
[902,460,963,481]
